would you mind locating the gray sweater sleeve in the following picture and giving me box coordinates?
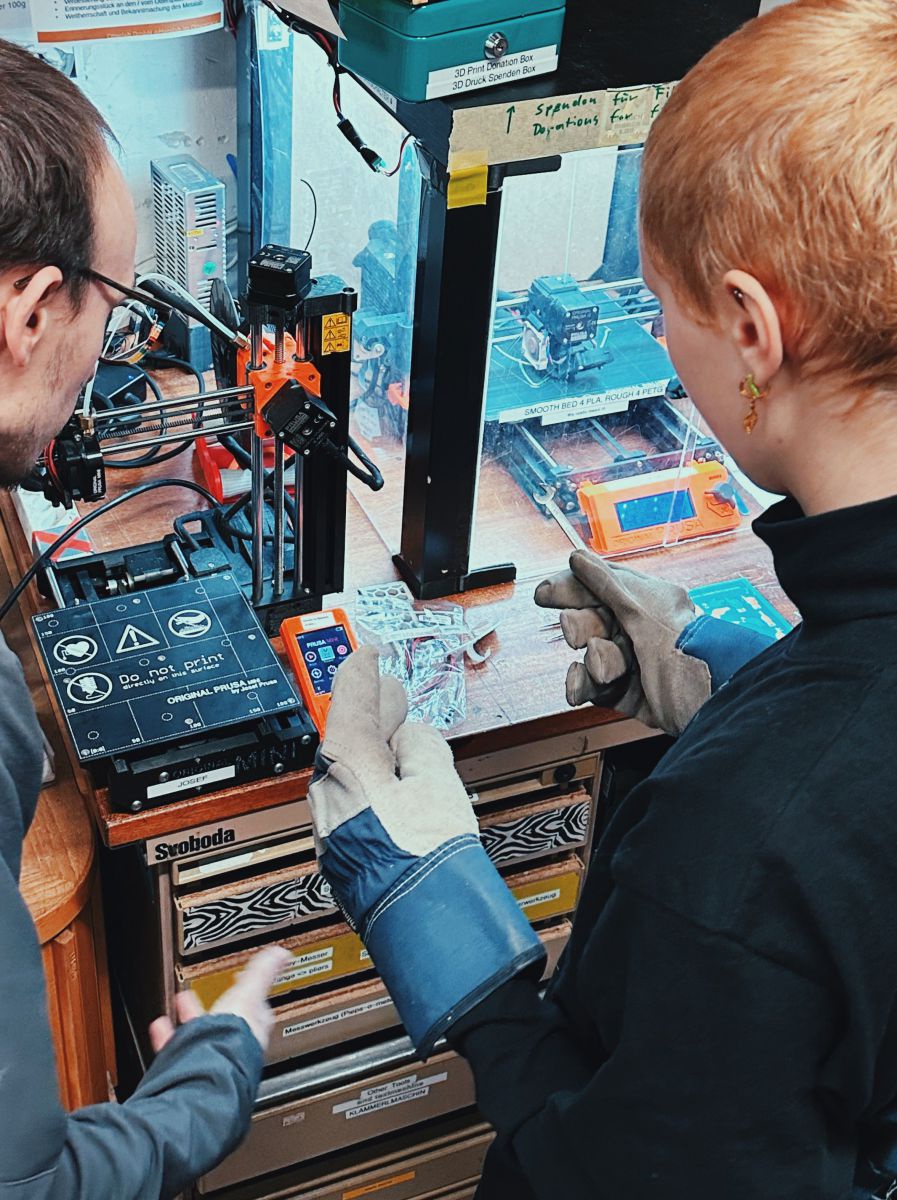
[0,634,262,1199]
[0,836,263,1200]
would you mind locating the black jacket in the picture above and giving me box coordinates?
[451,495,897,1199]
[0,633,261,1198]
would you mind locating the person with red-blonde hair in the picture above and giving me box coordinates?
[307,2,897,1196]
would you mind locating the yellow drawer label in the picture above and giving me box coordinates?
[511,869,580,922]
[183,863,581,1009]
[188,927,368,1009]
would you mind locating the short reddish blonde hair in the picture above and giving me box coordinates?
[640,0,897,389]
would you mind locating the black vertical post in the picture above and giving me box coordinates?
[300,282,357,604]
[394,167,516,599]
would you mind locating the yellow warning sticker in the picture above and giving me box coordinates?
[322,311,351,355]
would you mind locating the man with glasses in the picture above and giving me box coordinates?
[0,37,289,1199]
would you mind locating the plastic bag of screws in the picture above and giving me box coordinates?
[355,582,468,730]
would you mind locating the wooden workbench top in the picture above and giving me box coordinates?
[0,369,796,852]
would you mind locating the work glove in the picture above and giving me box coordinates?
[307,646,545,1058]
[535,550,771,736]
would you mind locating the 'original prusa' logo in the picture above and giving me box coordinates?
[154,828,236,862]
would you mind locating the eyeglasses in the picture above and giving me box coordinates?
[13,264,246,349]
[13,267,171,367]
[14,266,169,314]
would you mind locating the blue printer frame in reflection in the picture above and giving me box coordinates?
[333,0,763,599]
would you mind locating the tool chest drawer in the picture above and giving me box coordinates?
[173,787,592,958]
[177,856,583,1008]
[266,918,571,1065]
[476,788,590,868]
[419,1189,476,1200]
[210,1118,492,1200]
[177,855,335,956]
[199,1048,476,1191]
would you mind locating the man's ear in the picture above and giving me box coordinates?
[1,266,65,369]
[722,268,784,388]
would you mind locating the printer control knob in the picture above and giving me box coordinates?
[704,482,737,515]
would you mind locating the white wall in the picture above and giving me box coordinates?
[496,148,618,292]
[290,35,413,289]
[74,27,237,269]
[289,36,621,295]
[66,0,792,272]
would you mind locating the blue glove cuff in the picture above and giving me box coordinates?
[676,614,775,690]
[360,833,546,1058]
[319,805,419,929]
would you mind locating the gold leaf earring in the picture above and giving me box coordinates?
[739,373,769,434]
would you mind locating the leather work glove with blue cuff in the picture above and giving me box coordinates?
[535,549,775,736]
[307,646,545,1058]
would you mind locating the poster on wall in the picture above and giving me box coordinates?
[24,0,222,43]
[0,0,35,43]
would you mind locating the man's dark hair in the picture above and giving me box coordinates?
[0,39,112,306]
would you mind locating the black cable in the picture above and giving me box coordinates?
[103,361,206,469]
[218,463,291,522]
[143,352,206,395]
[213,457,298,545]
[216,501,296,545]
[0,479,219,623]
[102,370,173,468]
[217,434,252,469]
[348,435,384,490]
[262,3,385,172]
[222,485,253,524]
[322,434,384,491]
[137,277,242,347]
[357,357,385,407]
[299,178,318,251]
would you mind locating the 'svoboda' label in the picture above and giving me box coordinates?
[153,827,236,862]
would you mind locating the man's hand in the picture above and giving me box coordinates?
[148,945,291,1056]
[535,549,710,736]
[307,647,544,1058]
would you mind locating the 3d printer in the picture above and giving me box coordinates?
[26,245,378,624]
[484,268,743,558]
[343,138,753,577]
[517,274,611,382]
[16,244,383,811]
